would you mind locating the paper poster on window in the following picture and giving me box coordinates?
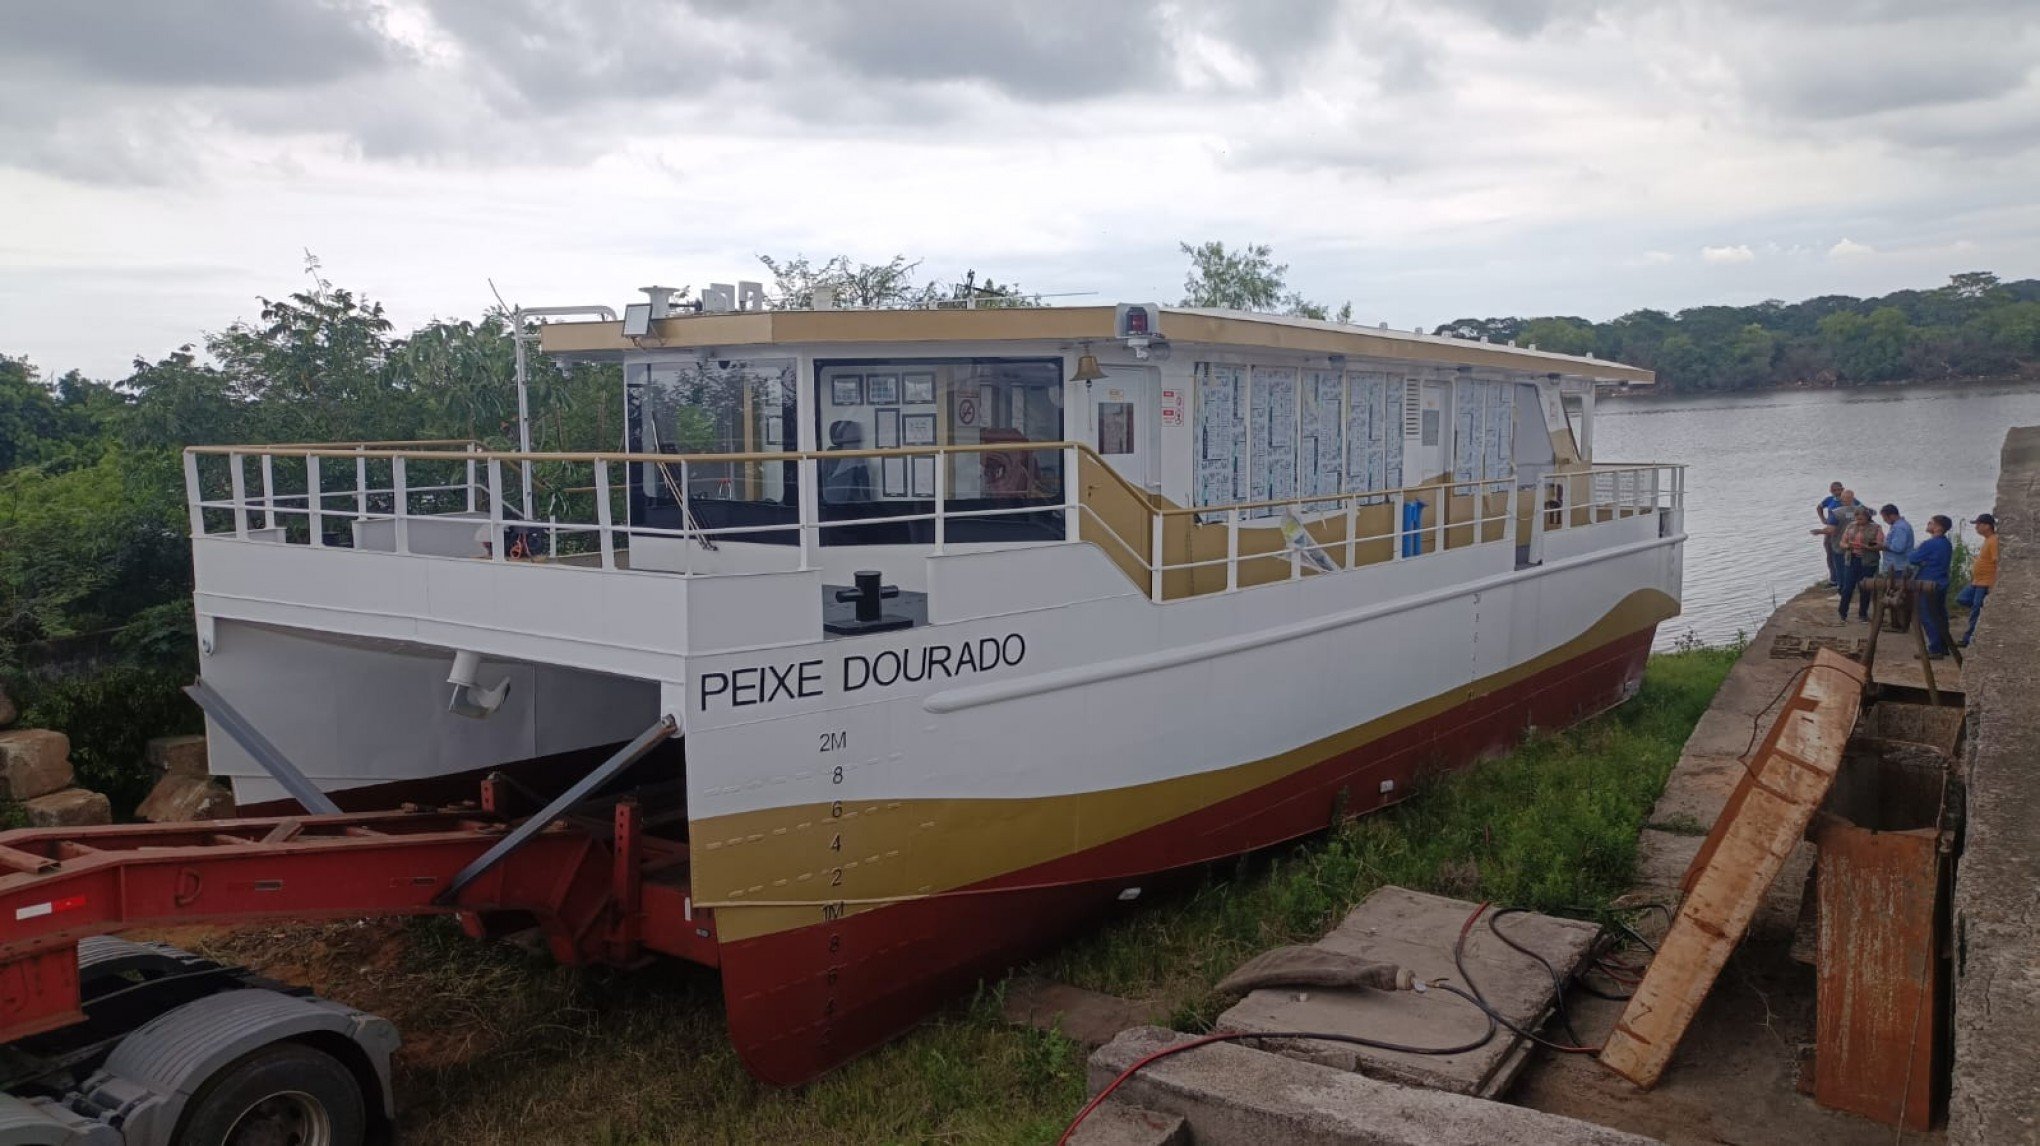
[1251,366,1297,517]
[1299,371,1343,504]
[1484,382,1513,484]
[1384,380,1405,492]
[1195,363,1246,509]
[1452,379,1479,494]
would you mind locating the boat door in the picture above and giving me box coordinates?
[1408,380,1448,484]
[1088,366,1156,491]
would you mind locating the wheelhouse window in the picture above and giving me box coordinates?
[814,357,1064,545]
[628,357,796,539]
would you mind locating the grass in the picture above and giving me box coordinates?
[185,644,1737,1145]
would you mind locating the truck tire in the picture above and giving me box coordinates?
[174,1042,366,1146]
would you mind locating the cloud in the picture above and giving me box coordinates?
[1642,250,1675,264]
[0,1,395,88]
[1829,238,1876,258]
[1701,245,1757,264]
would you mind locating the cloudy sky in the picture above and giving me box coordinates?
[4,0,2037,380]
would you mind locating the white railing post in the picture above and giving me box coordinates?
[306,454,324,547]
[486,459,505,563]
[259,453,276,532]
[465,450,478,514]
[182,451,205,537]
[1225,508,1240,593]
[392,456,410,555]
[1433,488,1446,555]
[595,459,616,570]
[228,453,249,538]
[1502,481,1516,549]
[1290,509,1302,581]
[1149,511,1165,602]
[932,449,947,555]
[354,449,368,523]
[1345,496,1358,570]
[1390,490,1405,561]
[1063,445,1080,543]
[797,456,817,571]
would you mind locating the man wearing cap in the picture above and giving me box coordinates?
[1909,515,1957,657]
[1815,481,1846,586]
[1959,513,1998,647]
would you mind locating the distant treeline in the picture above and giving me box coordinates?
[1435,272,2040,392]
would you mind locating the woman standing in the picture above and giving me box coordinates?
[1837,505,1884,623]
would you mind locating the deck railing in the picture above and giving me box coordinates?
[184,441,1681,604]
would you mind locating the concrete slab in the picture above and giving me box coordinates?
[1215,887,1598,1098]
[1090,1026,1660,1146]
[1002,977,1162,1049]
[1066,1100,1189,1146]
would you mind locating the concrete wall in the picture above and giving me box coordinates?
[1950,425,2040,1144]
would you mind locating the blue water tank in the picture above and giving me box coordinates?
[1402,498,1426,558]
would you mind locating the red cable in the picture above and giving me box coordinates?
[1057,1032,1235,1146]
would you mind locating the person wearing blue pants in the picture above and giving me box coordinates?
[1960,513,1998,647]
[1815,481,1845,586]
[1908,515,1956,657]
[1836,506,1882,622]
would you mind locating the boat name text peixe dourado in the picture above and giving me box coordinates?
[698,634,1028,710]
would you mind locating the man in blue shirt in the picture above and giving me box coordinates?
[1816,481,1845,586]
[1879,505,1914,576]
[1909,514,1955,657]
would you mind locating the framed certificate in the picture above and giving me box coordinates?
[882,456,907,497]
[865,373,900,405]
[764,414,783,447]
[904,372,936,404]
[831,375,863,405]
[874,407,900,449]
[902,412,937,447]
[911,455,936,498]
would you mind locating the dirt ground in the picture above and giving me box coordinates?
[1509,587,1951,1145]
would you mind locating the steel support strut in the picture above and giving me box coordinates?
[433,716,676,906]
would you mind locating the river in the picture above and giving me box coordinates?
[1593,379,2040,648]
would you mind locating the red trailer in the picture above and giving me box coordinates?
[0,768,710,1146]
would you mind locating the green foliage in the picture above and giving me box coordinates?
[757,254,1042,311]
[1180,240,1351,321]
[1439,271,2040,391]
[8,659,202,814]
[0,446,190,650]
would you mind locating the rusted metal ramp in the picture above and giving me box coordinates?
[1599,648,1865,1088]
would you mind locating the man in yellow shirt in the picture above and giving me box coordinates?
[1959,513,1998,648]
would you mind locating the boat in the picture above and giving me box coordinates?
[178,291,1682,1082]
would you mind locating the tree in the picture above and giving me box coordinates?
[208,255,405,444]
[1179,241,1287,311]
[1818,307,1914,382]
[759,254,927,310]
[1517,317,1596,357]
[1179,240,1352,321]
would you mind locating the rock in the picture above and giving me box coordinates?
[145,734,210,779]
[137,772,237,822]
[0,729,74,801]
[0,683,15,727]
[23,787,111,827]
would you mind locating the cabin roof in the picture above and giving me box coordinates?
[538,304,1653,382]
